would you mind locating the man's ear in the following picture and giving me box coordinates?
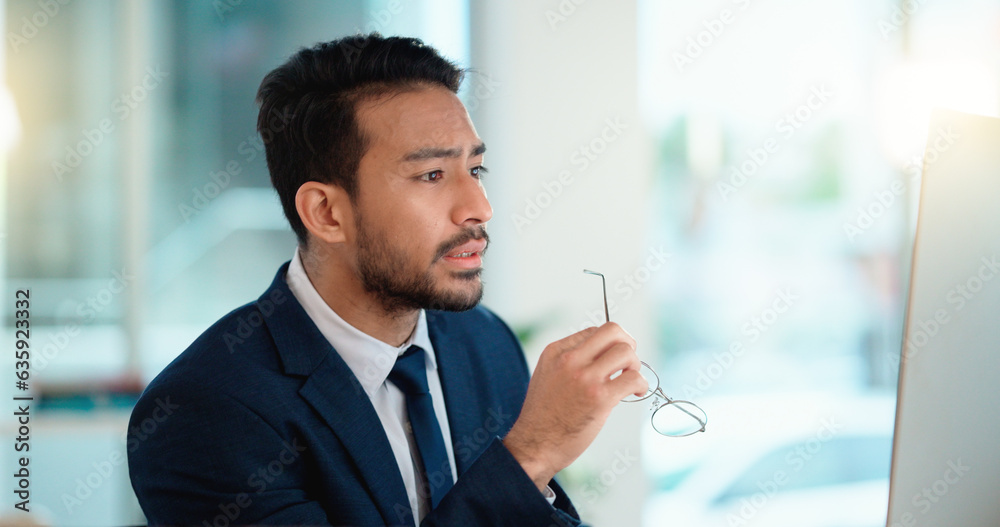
[295,181,353,244]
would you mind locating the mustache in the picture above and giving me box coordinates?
[434,226,489,261]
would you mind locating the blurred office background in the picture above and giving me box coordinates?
[1,0,998,525]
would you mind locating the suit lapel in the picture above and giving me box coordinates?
[298,367,414,525]
[261,263,412,526]
[426,311,483,475]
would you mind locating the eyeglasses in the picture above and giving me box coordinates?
[584,270,708,437]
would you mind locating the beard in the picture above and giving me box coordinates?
[354,213,488,315]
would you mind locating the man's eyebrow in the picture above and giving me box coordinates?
[402,142,487,162]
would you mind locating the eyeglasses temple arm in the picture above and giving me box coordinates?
[583,269,609,323]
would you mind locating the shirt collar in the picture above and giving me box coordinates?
[285,248,436,397]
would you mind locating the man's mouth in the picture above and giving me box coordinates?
[440,237,488,269]
[436,227,489,258]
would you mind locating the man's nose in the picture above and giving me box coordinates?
[452,173,493,226]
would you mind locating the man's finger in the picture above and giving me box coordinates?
[590,341,642,380]
[548,325,600,354]
[566,322,636,362]
[607,368,649,400]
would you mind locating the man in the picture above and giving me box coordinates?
[128,34,645,526]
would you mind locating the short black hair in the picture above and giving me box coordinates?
[256,34,465,245]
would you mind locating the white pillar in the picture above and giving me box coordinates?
[471,1,653,525]
[120,0,156,374]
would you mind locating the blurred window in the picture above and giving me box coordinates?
[715,435,893,503]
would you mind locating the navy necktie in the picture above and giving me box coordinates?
[388,345,455,509]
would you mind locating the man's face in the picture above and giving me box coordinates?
[349,85,492,313]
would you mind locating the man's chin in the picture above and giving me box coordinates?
[426,281,484,312]
[449,268,483,281]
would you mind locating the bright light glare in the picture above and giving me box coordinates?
[875,60,998,168]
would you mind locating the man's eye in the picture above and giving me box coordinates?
[471,166,489,179]
[420,170,444,182]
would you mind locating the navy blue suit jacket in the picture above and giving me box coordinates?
[128,263,581,526]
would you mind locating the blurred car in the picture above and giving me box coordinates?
[642,392,895,527]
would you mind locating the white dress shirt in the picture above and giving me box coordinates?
[285,249,457,523]
[285,248,556,523]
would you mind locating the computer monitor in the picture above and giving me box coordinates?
[887,109,1000,526]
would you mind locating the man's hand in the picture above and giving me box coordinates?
[502,322,648,491]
